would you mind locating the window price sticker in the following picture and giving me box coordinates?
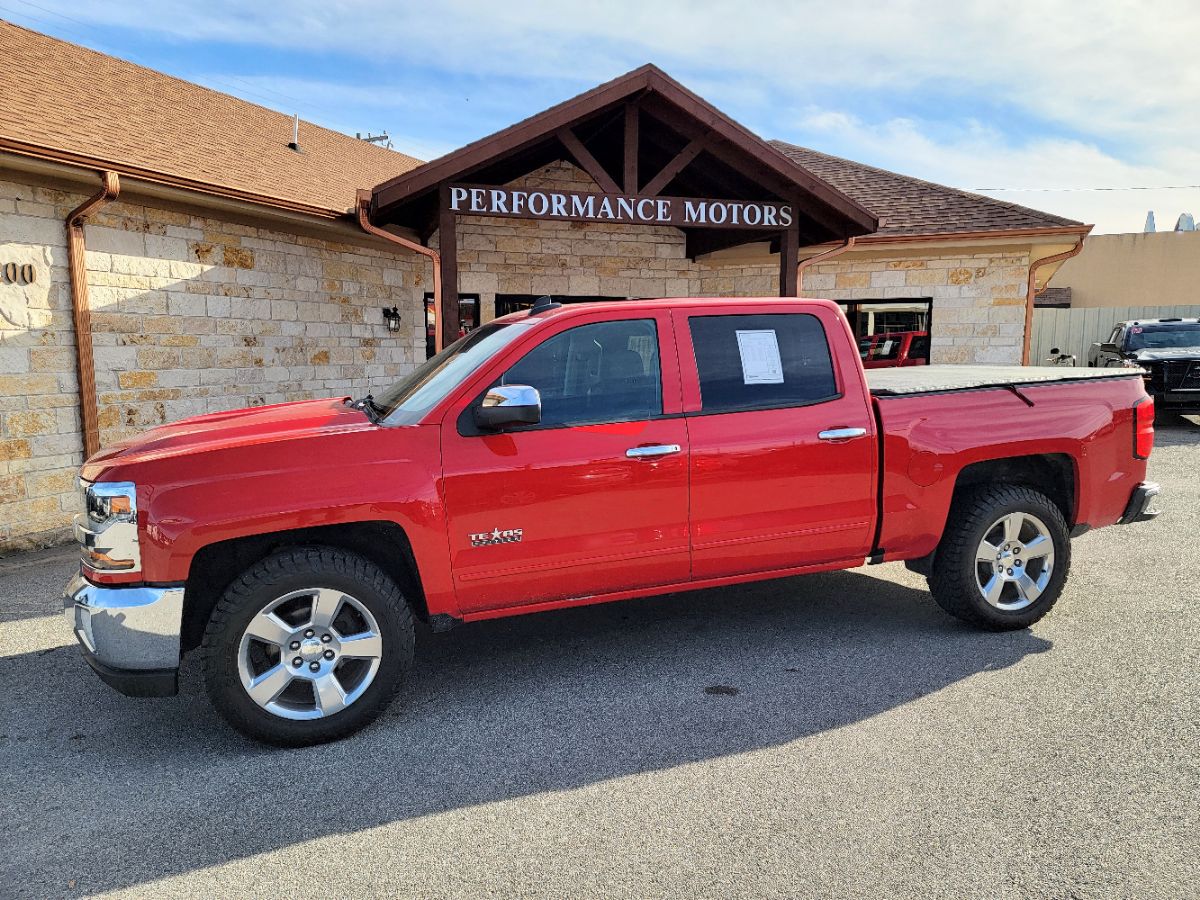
[735,329,784,384]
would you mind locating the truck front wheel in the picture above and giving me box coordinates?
[201,546,415,746]
[928,485,1071,630]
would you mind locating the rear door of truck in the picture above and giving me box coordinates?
[673,302,879,579]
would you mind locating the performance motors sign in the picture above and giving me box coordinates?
[448,184,793,229]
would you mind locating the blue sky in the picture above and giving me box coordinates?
[4,0,1199,233]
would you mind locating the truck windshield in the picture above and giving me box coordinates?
[373,321,534,425]
[1125,323,1200,351]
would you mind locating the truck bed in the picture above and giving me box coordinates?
[866,365,1139,396]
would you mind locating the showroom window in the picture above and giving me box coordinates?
[838,298,932,365]
[424,293,481,359]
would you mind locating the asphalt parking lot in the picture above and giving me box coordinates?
[1,418,1197,899]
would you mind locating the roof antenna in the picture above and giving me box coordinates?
[288,114,300,152]
[529,295,562,315]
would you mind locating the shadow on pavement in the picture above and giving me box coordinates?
[1151,413,1200,448]
[0,567,1051,895]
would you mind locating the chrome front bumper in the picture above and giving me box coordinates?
[63,573,184,696]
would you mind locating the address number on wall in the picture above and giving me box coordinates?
[1,263,36,285]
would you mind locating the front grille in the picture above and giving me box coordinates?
[1146,360,1200,393]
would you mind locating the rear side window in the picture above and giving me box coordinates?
[500,318,661,427]
[688,313,838,414]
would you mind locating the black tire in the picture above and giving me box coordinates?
[201,546,414,746]
[928,484,1071,631]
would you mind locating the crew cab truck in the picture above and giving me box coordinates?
[65,297,1161,746]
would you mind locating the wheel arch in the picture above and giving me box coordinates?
[952,453,1077,525]
[181,520,426,653]
[906,452,1077,576]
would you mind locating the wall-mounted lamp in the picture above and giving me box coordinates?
[382,306,402,333]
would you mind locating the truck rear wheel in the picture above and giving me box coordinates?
[201,546,414,746]
[928,485,1071,630]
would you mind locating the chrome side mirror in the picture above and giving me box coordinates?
[473,384,541,430]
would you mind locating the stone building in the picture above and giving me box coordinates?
[0,22,1087,550]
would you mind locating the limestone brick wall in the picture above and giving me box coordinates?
[453,161,717,321]
[0,159,1034,553]
[0,172,420,551]
[800,250,1032,365]
[695,249,1031,365]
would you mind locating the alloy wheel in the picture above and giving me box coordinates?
[236,588,384,720]
[974,511,1056,611]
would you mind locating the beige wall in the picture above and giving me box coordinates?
[0,171,422,552]
[1053,231,1200,308]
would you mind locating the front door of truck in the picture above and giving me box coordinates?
[441,311,690,613]
[675,305,878,580]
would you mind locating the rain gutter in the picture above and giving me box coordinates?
[66,171,120,459]
[1022,238,1086,364]
[355,190,443,352]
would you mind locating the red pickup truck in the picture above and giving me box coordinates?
[65,297,1161,745]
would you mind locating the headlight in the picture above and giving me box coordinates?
[85,482,136,525]
[76,480,140,571]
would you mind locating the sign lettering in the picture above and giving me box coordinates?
[448,184,793,230]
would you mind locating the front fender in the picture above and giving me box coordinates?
[120,424,456,616]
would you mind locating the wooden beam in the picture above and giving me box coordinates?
[780,215,799,296]
[437,184,459,352]
[685,228,777,259]
[642,137,706,197]
[418,209,439,245]
[556,126,621,194]
[623,102,639,193]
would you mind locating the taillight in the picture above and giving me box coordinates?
[1133,396,1154,459]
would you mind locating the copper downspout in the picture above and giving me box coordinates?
[355,189,443,352]
[66,171,120,459]
[1021,238,1085,364]
[796,236,857,293]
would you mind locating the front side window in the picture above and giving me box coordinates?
[377,321,535,424]
[689,313,837,414]
[498,319,662,428]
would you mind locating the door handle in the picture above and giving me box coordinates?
[626,444,682,459]
[818,427,868,441]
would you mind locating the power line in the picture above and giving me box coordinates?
[975,184,1200,193]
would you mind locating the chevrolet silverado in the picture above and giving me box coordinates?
[65,297,1161,745]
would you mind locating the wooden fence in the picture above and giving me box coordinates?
[1030,305,1200,366]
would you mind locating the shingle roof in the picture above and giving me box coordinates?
[770,141,1083,237]
[0,21,422,216]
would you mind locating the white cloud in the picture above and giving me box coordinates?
[796,108,1200,233]
[23,0,1197,140]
